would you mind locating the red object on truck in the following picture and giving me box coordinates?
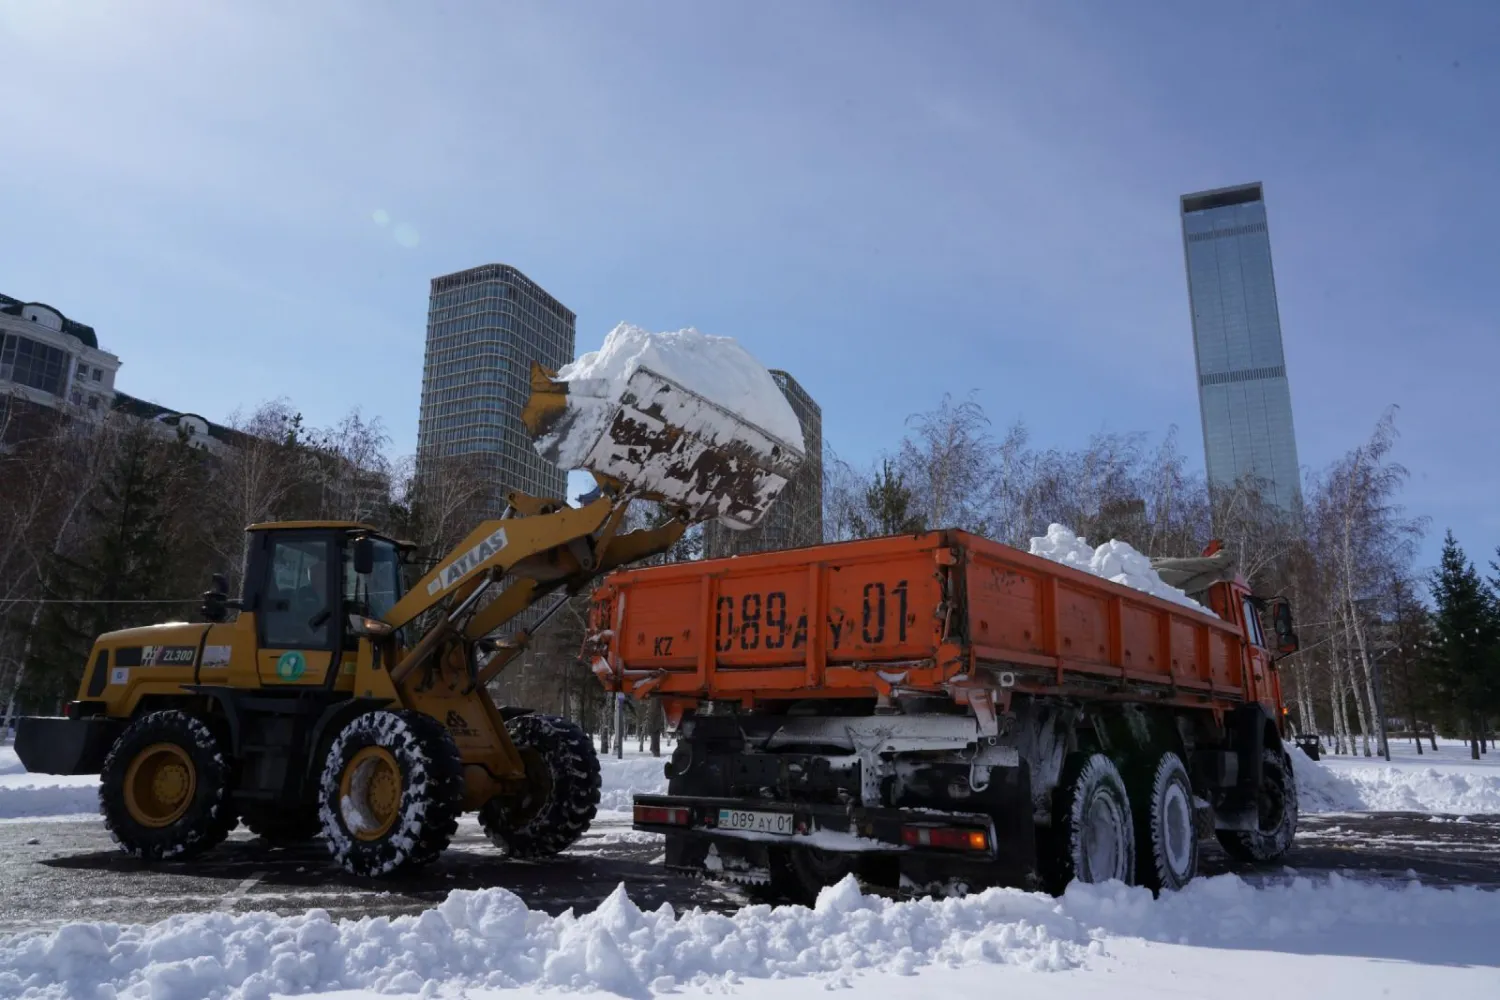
[589,530,1300,901]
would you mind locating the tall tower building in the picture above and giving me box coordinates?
[1180,183,1302,510]
[703,369,822,558]
[416,264,576,512]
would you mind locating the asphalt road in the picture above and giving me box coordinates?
[1,812,1497,932]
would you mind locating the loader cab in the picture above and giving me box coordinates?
[237,522,410,684]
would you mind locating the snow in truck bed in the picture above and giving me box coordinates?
[1028,523,1212,613]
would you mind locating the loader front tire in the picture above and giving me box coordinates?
[100,710,236,861]
[481,714,601,858]
[318,710,464,877]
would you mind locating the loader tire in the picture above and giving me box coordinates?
[1216,748,1298,864]
[241,806,322,845]
[1040,752,1135,894]
[99,710,236,861]
[480,714,601,859]
[318,710,464,877]
[1134,751,1198,893]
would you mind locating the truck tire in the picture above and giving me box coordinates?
[1216,747,1297,864]
[1043,753,1135,893]
[480,714,601,858]
[241,807,322,845]
[318,710,464,876]
[99,710,236,861]
[1134,751,1198,893]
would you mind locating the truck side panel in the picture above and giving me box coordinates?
[960,537,1245,694]
[600,531,1250,704]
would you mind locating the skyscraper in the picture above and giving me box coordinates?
[1180,183,1302,511]
[417,264,576,512]
[703,369,822,558]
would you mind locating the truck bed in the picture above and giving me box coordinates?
[589,530,1261,706]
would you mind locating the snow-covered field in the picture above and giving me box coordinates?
[1,869,1495,998]
[1292,738,1500,815]
[0,744,672,824]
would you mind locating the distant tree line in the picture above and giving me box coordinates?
[3,388,1496,760]
[822,396,1499,760]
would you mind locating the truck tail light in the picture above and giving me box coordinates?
[901,824,989,852]
[634,804,691,827]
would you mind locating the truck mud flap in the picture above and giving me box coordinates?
[15,716,123,776]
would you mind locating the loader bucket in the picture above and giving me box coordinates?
[522,362,805,529]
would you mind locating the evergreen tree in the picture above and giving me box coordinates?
[852,460,925,538]
[19,425,178,710]
[1424,531,1500,760]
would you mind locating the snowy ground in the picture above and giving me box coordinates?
[1,870,1495,998]
[3,741,1498,998]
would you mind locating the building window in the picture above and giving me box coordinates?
[70,390,82,405]
[88,396,100,411]
[0,333,68,396]
[77,361,88,378]
[92,368,102,382]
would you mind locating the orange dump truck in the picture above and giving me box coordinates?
[587,530,1301,900]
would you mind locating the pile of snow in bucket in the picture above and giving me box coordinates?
[3,872,1496,999]
[532,323,804,472]
[1028,524,1210,613]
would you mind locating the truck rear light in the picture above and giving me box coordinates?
[901,824,989,852]
[634,804,691,827]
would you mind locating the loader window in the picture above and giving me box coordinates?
[343,538,402,621]
[262,536,336,649]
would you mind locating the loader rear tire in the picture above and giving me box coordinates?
[318,710,464,877]
[1216,748,1297,864]
[99,710,236,861]
[480,714,601,858]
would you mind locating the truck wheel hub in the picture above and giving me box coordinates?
[124,743,196,828]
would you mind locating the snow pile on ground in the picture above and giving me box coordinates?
[1028,524,1210,613]
[0,747,99,822]
[1292,745,1500,815]
[598,754,669,812]
[3,873,1496,999]
[534,323,805,471]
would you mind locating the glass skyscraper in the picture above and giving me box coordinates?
[417,264,576,512]
[1180,183,1302,511]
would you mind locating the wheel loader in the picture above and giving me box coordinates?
[14,362,804,876]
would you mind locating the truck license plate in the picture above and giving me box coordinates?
[718,808,794,835]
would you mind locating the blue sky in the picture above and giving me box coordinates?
[2,1,1495,571]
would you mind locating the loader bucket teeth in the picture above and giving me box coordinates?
[523,362,805,530]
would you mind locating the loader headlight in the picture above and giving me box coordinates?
[348,614,394,637]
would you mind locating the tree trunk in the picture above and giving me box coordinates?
[1470,716,1481,761]
[1343,607,1386,758]
[1338,613,1374,757]
[1328,652,1349,755]
[1429,727,1438,752]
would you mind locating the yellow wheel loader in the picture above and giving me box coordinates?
[14,363,804,876]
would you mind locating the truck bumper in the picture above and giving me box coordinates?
[634,793,1039,891]
[14,716,122,775]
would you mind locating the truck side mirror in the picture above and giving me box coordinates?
[353,536,375,575]
[1272,600,1298,655]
